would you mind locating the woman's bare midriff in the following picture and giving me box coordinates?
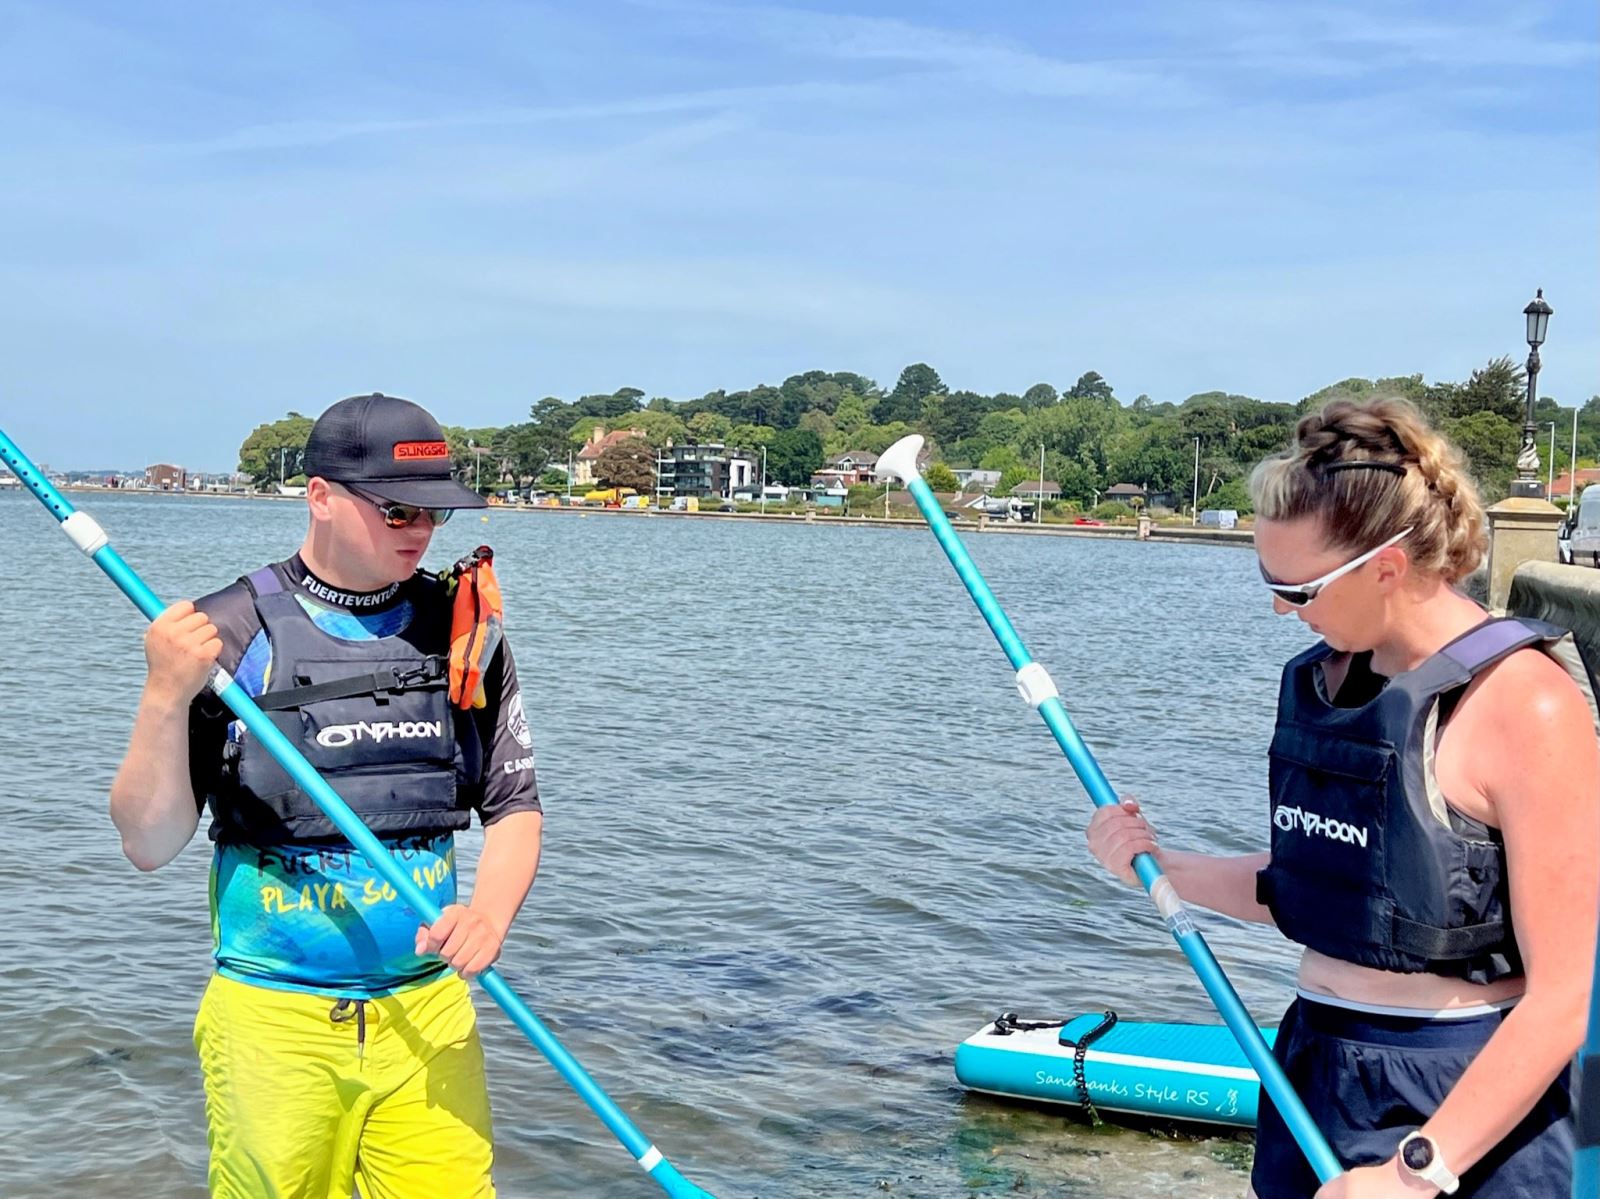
[1297,948,1525,1009]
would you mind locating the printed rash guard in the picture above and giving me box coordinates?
[188,555,540,998]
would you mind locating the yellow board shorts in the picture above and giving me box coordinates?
[193,971,496,1199]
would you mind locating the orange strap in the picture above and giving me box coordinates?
[442,546,504,710]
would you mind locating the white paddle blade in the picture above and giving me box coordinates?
[877,434,925,485]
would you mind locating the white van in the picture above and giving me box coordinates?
[1569,484,1600,568]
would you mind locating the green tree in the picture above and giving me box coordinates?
[238,412,315,487]
[1207,476,1253,515]
[1447,357,1527,425]
[1024,396,1125,477]
[765,428,825,486]
[571,389,645,422]
[595,436,656,492]
[1054,459,1101,506]
[622,409,686,447]
[1445,411,1519,499]
[491,422,564,486]
[1106,421,1191,493]
[1021,383,1058,409]
[452,427,503,491]
[996,466,1034,496]
[1178,395,1236,443]
[980,444,1025,474]
[924,463,959,492]
[798,408,836,445]
[847,422,913,455]
[875,363,946,424]
[834,392,871,435]
[922,389,988,446]
[977,408,1027,447]
[728,423,777,450]
[1067,371,1114,401]
[529,396,574,429]
[688,410,733,441]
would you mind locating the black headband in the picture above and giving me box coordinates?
[1324,460,1406,477]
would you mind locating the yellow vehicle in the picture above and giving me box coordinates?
[583,487,638,506]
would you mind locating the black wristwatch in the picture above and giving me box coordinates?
[1397,1131,1459,1193]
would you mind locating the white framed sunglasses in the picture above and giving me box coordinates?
[1258,527,1414,608]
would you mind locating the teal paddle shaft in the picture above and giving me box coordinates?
[876,436,1342,1185]
[0,428,717,1199]
[1576,924,1600,1198]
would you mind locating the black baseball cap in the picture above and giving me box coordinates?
[304,393,487,509]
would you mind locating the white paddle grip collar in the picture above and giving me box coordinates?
[1014,662,1059,708]
[61,512,108,556]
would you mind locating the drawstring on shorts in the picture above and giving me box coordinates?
[330,998,369,1060]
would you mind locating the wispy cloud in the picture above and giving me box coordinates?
[1168,1,1598,78]
[638,0,1201,104]
[150,80,869,157]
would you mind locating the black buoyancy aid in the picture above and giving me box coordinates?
[208,564,484,845]
[1257,616,1600,985]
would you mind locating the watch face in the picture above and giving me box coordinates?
[1401,1135,1435,1171]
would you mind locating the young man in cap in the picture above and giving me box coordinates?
[110,393,541,1198]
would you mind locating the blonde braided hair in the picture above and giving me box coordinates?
[1249,397,1485,582]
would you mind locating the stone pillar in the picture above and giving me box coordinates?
[1484,497,1564,611]
[1137,513,1152,541]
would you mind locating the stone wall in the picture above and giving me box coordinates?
[1506,560,1600,665]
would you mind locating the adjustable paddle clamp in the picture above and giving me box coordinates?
[62,512,109,556]
[1014,662,1059,708]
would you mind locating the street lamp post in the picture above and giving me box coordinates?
[761,445,768,514]
[1510,288,1553,498]
[1191,436,1200,526]
[1546,421,1557,497]
[1573,406,1582,505]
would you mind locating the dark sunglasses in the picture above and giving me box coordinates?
[345,485,453,529]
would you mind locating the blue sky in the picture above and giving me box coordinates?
[0,0,1594,471]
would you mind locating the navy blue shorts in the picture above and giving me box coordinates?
[1251,997,1574,1198]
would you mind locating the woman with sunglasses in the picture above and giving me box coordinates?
[109,393,543,1198]
[1088,398,1599,1198]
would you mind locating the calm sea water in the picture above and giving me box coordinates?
[0,488,1314,1198]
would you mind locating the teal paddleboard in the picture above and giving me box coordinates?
[955,1012,1276,1128]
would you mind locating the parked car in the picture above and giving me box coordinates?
[1073,516,1104,526]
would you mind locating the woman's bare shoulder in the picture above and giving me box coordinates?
[1472,644,1591,726]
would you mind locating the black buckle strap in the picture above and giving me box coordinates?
[1390,913,1507,959]
[255,657,448,712]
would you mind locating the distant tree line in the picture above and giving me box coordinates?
[236,361,1600,511]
